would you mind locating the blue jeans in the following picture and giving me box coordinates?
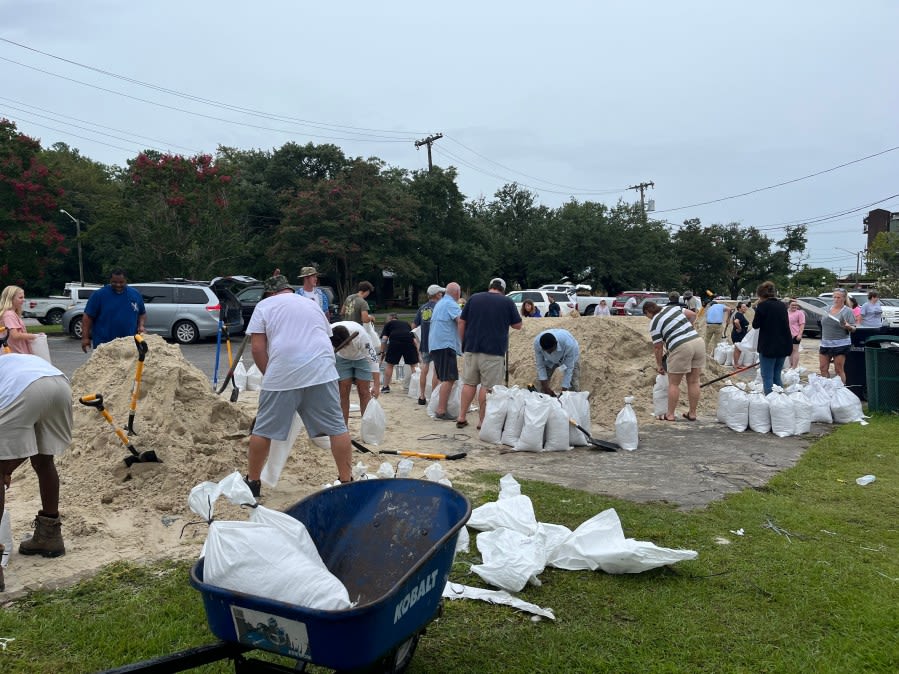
[759,355,786,395]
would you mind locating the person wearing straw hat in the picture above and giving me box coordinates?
[295,266,329,317]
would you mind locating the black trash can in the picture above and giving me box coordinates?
[865,336,899,413]
[844,327,883,400]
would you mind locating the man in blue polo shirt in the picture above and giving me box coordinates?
[702,298,730,355]
[81,269,146,352]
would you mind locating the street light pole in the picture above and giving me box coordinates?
[59,209,84,287]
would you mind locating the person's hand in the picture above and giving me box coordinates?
[81,338,91,353]
[540,381,553,395]
[3,473,11,490]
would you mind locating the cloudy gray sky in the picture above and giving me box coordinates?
[2,1,896,277]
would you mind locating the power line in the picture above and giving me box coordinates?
[653,145,899,214]
[2,113,147,153]
[0,37,424,139]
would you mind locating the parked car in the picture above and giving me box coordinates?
[64,279,242,344]
[626,296,671,317]
[23,283,101,325]
[506,290,576,316]
[613,291,668,315]
[537,284,612,315]
[236,284,337,329]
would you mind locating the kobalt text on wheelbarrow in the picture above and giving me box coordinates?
[99,479,471,674]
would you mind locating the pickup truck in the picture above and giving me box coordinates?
[23,283,102,325]
[538,284,614,316]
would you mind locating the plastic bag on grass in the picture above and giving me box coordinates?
[546,508,698,574]
[467,494,538,535]
[471,528,546,592]
[360,397,386,445]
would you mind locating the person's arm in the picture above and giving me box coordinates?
[684,309,697,324]
[534,343,551,393]
[250,333,269,374]
[137,310,146,333]
[81,313,93,352]
[560,341,579,390]
[457,317,466,346]
[653,342,666,374]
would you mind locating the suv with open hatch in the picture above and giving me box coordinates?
[63,278,242,344]
[506,290,575,316]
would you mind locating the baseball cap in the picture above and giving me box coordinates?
[427,284,445,297]
[490,277,506,291]
[264,275,292,293]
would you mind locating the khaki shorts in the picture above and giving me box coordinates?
[461,352,505,388]
[666,338,706,374]
[0,376,73,460]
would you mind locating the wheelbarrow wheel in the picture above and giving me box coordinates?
[338,632,420,674]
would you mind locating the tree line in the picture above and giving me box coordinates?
[8,117,889,305]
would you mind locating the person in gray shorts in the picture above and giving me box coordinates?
[244,275,353,497]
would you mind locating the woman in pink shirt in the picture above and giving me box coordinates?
[787,299,805,369]
[0,285,37,354]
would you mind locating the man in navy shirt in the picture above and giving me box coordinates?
[81,269,146,352]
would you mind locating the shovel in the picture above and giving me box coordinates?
[351,439,467,461]
[216,332,250,402]
[126,334,148,435]
[79,394,162,466]
[700,361,759,388]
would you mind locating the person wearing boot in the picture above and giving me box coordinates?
[0,353,73,591]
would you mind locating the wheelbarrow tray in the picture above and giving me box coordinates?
[190,479,471,671]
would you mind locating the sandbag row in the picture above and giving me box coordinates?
[478,386,593,452]
[716,372,865,436]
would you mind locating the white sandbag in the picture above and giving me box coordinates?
[543,400,572,451]
[831,384,864,424]
[513,392,552,452]
[739,348,759,367]
[717,383,749,432]
[781,368,801,388]
[740,328,759,353]
[31,333,52,363]
[805,377,833,423]
[652,374,668,418]
[748,391,771,433]
[546,508,698,574]
[472,528,546,592]
[360,397,387,445]
[559,390,591,446]
[765,387,795,438]
[788,389,812,435]
[427,380,461,419]
[204,507,351,610]
[232,360,247,391]
[480,385,511,444]
[467,493,538,535]
[407,367,421,399]
[614,396,639,451]
[724,345,734,367]
[713,342,728,365]
[245,364,263,391]
[501,389,526,446]
[260,413,303,488]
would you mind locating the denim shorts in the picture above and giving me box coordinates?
[335,355,374,382]
[819,345,850,357]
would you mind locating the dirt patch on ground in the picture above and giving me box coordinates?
[2,317,821,599]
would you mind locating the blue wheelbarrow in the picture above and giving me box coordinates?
[189,478,471,673]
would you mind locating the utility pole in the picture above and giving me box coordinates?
[628,181,655,224]
[414,133,443,172]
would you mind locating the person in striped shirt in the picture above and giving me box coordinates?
[643,300,706,422]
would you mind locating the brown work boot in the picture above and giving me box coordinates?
[19,513,66,558]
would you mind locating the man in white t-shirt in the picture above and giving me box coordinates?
[244,275,352,496]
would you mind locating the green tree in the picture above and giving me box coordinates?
[867,231,899,293]
[0,119,65,294]
[789,266,837,295]
[486,183,549,290]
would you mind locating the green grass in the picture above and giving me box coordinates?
[1,418,897,673]
[26,324,62,335]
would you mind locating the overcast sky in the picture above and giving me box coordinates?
[2,1,896,278]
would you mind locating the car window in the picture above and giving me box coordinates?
[523,292,543,302]
[548,292,569,302]
[135,286,174,303]
[507,292,523,303]
[177,287,210,304]
[238,286,264,303]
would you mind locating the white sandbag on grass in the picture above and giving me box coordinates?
[831,383,865,424]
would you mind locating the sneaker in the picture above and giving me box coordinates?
[244,476,261,498]
[381,386,391,393]
[435,412,455,421]
[417,397,427,405]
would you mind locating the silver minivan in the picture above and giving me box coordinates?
[64,279,242,344]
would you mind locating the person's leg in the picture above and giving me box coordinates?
[665,372,683,420]
[382,363,394,391]
[247,434,272,481]
[477,384,489,428]
[818,352,831,378]
[418,361,430,403]
[457,384,477,424]
[436,380,454,416]
[356,379,372,416]
[790,343,800,369]
[29,454,60,515]
[328,432,353,482]
[772,356,786,389]
[685,368,702,418]
[338,379,353,424]
[759,355,775,395]
[833,354,847,384]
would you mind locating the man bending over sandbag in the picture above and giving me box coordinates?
[534,329,581,394]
